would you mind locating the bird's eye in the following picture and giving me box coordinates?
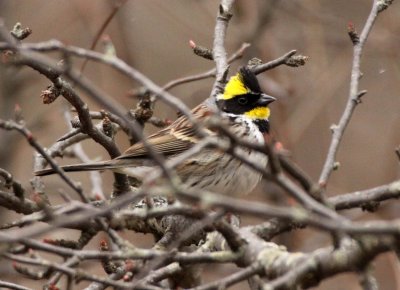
[237,97,248,105]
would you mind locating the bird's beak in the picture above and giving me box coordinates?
[257,94,276,106]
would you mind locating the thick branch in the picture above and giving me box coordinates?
[210,0,235,98]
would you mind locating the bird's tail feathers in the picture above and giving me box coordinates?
[35,160,123,177]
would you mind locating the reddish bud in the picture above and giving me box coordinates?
[189,40,196,49]
[40,86,60,104]
[43,238,55,244]
[101,34,116,57]
[14,103,21,112]
[347,21,359,45]
[274,142,284,151]
[123,272,133,282]
[99,239,108,250]
[48,284,60,290]
[101,34,111,43]
[347,21,355,31]
[26,132,33,141]
[14,103,24,122]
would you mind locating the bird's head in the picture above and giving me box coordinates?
[216,67,276,122]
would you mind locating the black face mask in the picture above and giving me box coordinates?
[217,93,276,115]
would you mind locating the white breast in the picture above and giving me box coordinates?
[228,119,268,195]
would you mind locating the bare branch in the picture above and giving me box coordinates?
[210,0,235,98]
[0,280,33,290]
[319,0,385,188]
[0,119,87,202]
[163,42,250,91]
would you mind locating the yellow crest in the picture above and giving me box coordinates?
[218,74,249,100]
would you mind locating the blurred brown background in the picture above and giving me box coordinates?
[0,0,399,289]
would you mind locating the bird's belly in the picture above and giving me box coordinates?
[114,137,268,198]
[182,150,268,197]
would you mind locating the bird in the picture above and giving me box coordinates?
[35,67,276,197]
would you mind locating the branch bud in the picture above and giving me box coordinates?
[101,34,116,57]
[102,115,113,137]
[330,124,339,133]
[189,40,213,60]
[41,85,61,104]
[99,239,109,251]
[10,22,32,40]
[247,57,263,68]
[285,55,309,67]
[14,103,23,123]
[70,117,81,128]
[347,21,360,45]
[377,0,394,12]
[333,161,340,171]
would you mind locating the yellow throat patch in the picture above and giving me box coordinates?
[219,74,249,100]
[244,107,270,119]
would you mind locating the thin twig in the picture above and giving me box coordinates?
[319,0,382,188]
[330,181,400,210]
[252,50,297,74]
[79,0,127,74]
[191,263,262,290]
[0,119,87,202]
[163,42,250,91]
[0,280,33,290]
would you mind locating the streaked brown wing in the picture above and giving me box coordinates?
[117,103,213,160]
